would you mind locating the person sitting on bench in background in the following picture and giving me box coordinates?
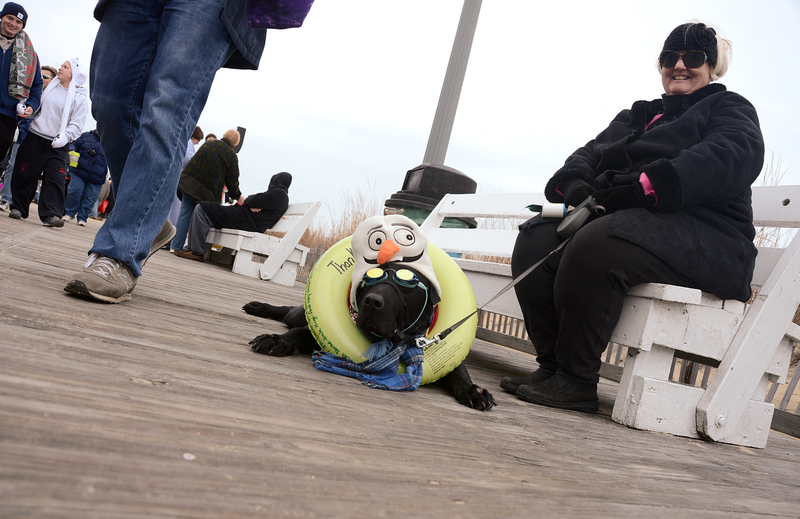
[175,172,291,262]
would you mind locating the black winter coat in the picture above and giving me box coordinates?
[200,172,291,233]
[69,130,107,186]
[543,83,764,301]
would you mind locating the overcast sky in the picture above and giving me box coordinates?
[29,0,800,221]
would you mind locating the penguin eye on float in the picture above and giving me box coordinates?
[393,229,415,246]
[368,230,387,251]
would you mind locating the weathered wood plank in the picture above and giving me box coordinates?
[1,215,800,518]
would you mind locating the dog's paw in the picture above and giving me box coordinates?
[249,333,298,356]
[456,384,497,411]
[243,301,273,318]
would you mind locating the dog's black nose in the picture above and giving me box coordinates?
[363,293,384,310]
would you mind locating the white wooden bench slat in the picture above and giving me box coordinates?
[420,186,800,448]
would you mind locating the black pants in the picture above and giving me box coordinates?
[9,133,68,221]
[0,113,17,162]
[511,215,700,385]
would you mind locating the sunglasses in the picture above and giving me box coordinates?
[361,267,424,290]
[659,50,708,69]
[357,267,432,334]
[42,75,53,80]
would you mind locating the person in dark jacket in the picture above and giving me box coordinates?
[175,172,291,261]
[0,3,42,163]
[64,130,107,225]
[502,22,765,413]
[170,128,245,252]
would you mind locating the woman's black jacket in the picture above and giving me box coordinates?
[543,83,764,302]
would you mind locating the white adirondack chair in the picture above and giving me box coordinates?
[205,201,321,287]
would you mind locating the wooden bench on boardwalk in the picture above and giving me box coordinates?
[419,186,800,448]
[205,201,321,287]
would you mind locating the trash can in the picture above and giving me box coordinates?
[384,163,477,228]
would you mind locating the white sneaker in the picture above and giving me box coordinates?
[77,220,86,227]
[63,215,75,222]
[0,200,9,212]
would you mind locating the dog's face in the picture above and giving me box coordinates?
[349,215,441,312]
[354,264,437,341]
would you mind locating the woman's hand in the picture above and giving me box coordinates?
[51,134,69,149]
[563,180,595,207]
[237,195,246,205]
[593,182,655,213]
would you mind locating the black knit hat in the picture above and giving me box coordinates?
[662,23,718,67]
[0,2,27,29]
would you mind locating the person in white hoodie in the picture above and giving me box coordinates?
[8,57,88,227]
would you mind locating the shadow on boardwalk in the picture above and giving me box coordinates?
[1,213,799,518]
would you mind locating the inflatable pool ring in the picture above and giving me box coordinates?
[304,236,477,385]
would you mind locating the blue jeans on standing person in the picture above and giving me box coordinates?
[170,196,197,251]
[86,0,236,276]
[0,141,20,205]
[64,175,103,223]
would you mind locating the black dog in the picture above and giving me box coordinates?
[244,263,496,410]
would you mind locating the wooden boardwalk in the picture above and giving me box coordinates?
[1,213,799,519]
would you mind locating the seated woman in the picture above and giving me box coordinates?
[503,22,765,413]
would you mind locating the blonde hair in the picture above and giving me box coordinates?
[222,129,240,148]
[710,29,732,80]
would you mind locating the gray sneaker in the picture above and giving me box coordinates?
[63,220,176,303]
[64,253,138,303]
[42,216,65,227]
[143,219,177,267]
[0,200,9,212]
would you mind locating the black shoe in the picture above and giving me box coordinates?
[42,216,64,228]
[8,208,22,219]
[517,373,599,413]
[500,368,555,394]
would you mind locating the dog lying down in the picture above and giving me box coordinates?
[244,215,496,410]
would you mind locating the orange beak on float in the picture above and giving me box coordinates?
[377,240,400,264]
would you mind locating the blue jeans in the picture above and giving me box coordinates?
[65,175,103,222]
[170,196,197,251]
[88,0,236,276]
[0,141,20,204]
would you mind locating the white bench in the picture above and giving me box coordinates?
[205,201,321,287]
[420,186,800,448]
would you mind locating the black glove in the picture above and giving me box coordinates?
[562,179,595,207]
[593,182,655,214]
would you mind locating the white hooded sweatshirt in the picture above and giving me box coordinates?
[31,57,88,147]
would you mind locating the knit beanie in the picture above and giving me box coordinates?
[0,2,27,28]
[662,23,718,67]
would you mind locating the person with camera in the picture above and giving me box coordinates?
[64,129,107,226]
[8,58,88,226]
[501,22,765,413]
